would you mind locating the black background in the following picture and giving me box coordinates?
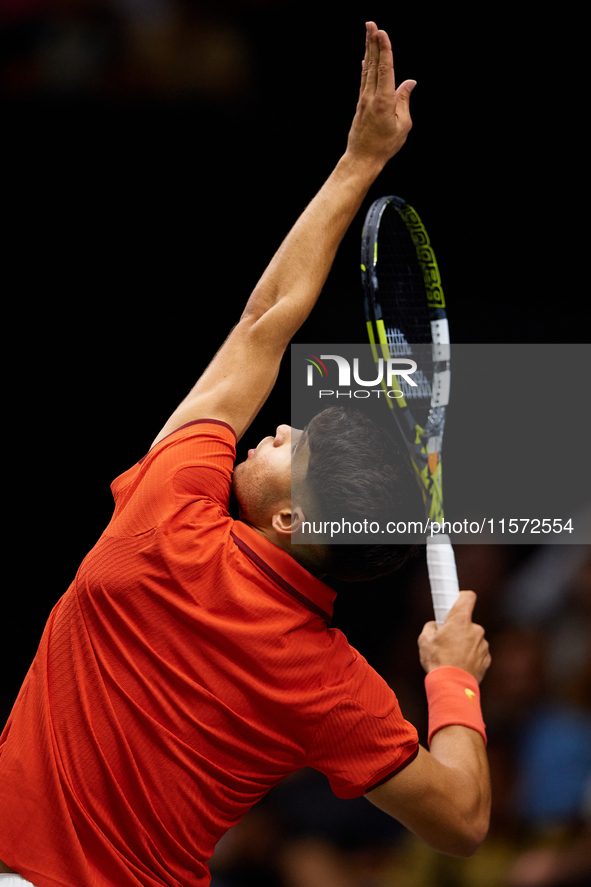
[2,1,588,722]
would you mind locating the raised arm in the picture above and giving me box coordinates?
[366,593,492,857]
[151,22,416,447]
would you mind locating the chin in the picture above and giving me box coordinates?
[232,458,246,480]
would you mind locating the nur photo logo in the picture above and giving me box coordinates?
[302,351,418,400]
[304,355,329,385]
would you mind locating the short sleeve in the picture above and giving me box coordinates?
[307,662,419,800]
[107,420,237,536]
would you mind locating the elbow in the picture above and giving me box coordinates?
[449,782,491,858]
[449,812,490,858]
[453,835,486,859]
[414,806,490,858]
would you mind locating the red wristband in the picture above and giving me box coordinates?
[425,666,487,746]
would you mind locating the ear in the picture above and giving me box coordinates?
[271,503,307,538]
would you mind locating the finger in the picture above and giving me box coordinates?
[395,79,417,106]
[359,26,370,97]
[393,79,416,131]
[363,21,379,93]
[375,29,396,98]
[445,590,477,623]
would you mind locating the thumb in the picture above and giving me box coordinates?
[446,590,477,623]
[396,79,417,101]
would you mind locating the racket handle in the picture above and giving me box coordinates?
[426,534,460,627]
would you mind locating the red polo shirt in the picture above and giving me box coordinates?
[0,420,419,887]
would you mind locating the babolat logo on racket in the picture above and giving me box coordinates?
[398,204,446,309]
[304,353,417,392]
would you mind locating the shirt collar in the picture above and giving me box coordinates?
[230,521,336,624]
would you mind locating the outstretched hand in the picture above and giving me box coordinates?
[418,591,492,684]
[346,22,416,170]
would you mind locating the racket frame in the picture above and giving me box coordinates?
[361,195,459,624]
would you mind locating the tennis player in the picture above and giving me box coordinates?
[0,22,491,887]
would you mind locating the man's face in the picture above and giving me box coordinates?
[233,425,308,526]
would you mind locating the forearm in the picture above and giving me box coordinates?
[241,152,382,340]
[367,733,490,858]
[417,596,492,854]
[150,22,414,444]
[427,726,491,854]
[367,594,492,857]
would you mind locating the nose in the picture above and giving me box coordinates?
[274,425,301,446]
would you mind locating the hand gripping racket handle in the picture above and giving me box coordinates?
[426,535,460,627]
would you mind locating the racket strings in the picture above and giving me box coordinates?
[377,209,432,346]
[385,337,435,422]
[373,206,435,422]
[362,195,453,544]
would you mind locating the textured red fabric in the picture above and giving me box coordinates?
[0,421,418,887]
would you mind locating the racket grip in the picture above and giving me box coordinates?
[426,534,460,627]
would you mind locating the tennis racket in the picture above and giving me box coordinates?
[361,195,459,626]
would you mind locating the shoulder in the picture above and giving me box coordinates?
[107,420,237,536]
[112,420,236,494]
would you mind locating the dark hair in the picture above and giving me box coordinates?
[299,407,422,581]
